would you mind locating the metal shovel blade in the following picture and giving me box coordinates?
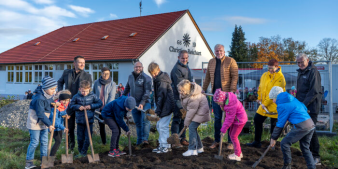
[214,154,223,160]
[41,156,55,168]
[87,154,100,163]
[61,154,73,164]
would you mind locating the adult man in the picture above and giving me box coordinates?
[123,62,152,146]
[296,53,322,165]
[27,90,33,99]
[92,67,116,145]
[202,44,238,149]
[58,55,92,151]
[170,50,192,146]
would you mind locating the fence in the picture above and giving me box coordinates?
[202,61,334,134]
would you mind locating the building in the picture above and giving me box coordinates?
[0,10,214,98]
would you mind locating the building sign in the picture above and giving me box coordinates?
[169,33,202,55]
[315,66,325,70]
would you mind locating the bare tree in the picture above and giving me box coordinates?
[318,38,338,63]
[304,48,319,62]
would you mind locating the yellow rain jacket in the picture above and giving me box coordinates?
[257,66,286,118]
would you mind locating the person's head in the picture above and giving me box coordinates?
[214,44,225,59]
[291,86,296,91]
[124,97,136,111]
[244,87,248,92]
[268,59,279,74]
[73,55,85,71]
[25,92,28,95]
[249,88,252,92]
[79,80,91,96]
[37,84,41,87]
[134,62,143,75]
[213,88,229,107]
[269,86,284,103]
[178,50,189,65]
[101,67,110,80]
[28,90,31,93]
[148,62,161,78]
[42,76,57,95]
[177,80,191,97]
[119,83,123,87]
[296,53,309,70]
[58,90,71,106]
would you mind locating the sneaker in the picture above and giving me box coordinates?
[152,146,161,152]
[229,153,243,158]
[246,141,261,148]
[228,153,241,161]
[108,149,120,157]
[75,153,86,158]
[314,157,321,165]
[227,143,234,150]
[197,147,204,153]
[172,143,183,148]
[182,150,198,156]
[281,163,291,169]
[157,147,169,153]
[209,142,219,149]
[25,161,36,169]
[180,139,189,146]
[116,149,126,155]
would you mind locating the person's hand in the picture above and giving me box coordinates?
[85,105,91,110]
[67,115,71,119]
[126,131,131,136]
[49,125,55,131]
[270,139,276,147]
[138,104,143,110]
[220,132,225,137]
[256,100,260,103]
[261,104,266,110]
[221,107,224,112]
[55,102,61,107]
[64,128,68,133]
[201,90,205,94]
[79,106,85,111]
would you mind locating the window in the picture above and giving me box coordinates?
[107,63,119,70]
[34,65,43,83]
[16,65,23,82]
[101,35,109,40]
[92,63,103,81]
[67,64,73,69]
[73,38,80,42]
[45,64,53,78]
[85,63,90,74]
[113,71,118,84]
[56,64,64,70]
[7,66,14,82]
[25,65,33,82]
[0,65,5,71]
[129,32,137,37]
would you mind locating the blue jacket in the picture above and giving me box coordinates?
[70,92,103,124]
[29,86,53,126]
[49,106,67,131]
[101,96,129,132]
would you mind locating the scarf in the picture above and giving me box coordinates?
[99,76,112,85]
[42,89,54,99]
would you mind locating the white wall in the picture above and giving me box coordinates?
[139,13,213,77]
[118,62,134,86]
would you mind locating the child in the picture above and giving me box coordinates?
[177,80,210,156]
[25,76,57,169]
[101,96,136,157]
[70,80,103,158]
[213,88,248,161]
[49,90,71,156]
[148,62,175,154]
[269,86,315,169]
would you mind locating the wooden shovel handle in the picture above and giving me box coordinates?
[84,109,95,157]
[65,117,69,156]
[178,126,188,138]
[47,103,57,158]
[218,133,225,156]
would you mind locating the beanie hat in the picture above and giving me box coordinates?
[124,97,136,110]
[42,76,57,90]
[59,93,71,100]
[291,86,296,90]
[269,86,284,99]
[213,88,229,105]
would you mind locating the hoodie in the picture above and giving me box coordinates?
[101,96,130,132]
[153,71,175,118]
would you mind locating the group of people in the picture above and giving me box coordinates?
[24,44,322,169]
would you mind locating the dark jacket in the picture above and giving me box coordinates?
[296,61,322,115]
[101,96,129,132]
[70,92,103,124]
[57,69,92,96]
[27,93,33,99]
[153,71,175,118]
[271,92,315,140]
[49,106,67,131]
[170,60,193,100]
[29,86,53,126]
[123,72,152,106]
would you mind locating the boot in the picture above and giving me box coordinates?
[281,163,291,169]
[209,142,219,149]
[246,141,261,148]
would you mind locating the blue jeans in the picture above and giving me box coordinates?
[188,121,203,150]
[171,104,186,139]
[212,100,232,143]
[156,114,172,148]
[77,123,93,155]
[281,127,315,169]
[26,129,48,161]
[132,103,151,145]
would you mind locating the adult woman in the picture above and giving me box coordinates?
[246,59,286,148]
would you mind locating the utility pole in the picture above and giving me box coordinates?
[139,0,142,16]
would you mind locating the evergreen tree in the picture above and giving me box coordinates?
[229,25,248,64]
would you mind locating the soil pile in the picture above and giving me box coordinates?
[50,137,328,169]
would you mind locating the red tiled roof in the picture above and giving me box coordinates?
[0,10,188,64]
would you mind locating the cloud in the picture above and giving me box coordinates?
[199,22,225,32]
[33,0,54,4]
[0,0,39,14]
[41,6,76,18]
[153,0,166,7]
[110,13,118,19]
[0,28,36,35]
[221,16,268,25]
[68,5,94,17]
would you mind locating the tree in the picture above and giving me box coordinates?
[229,25,248,64]
[304,48,319,62]
[318,38,338,63]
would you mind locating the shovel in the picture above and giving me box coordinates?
[252,145,271,168]
[126,118,133,156]
[41,103,57,168]
[84,109,100,163]
[135,106,159,121]
[167,126,188,145]
[214,111,226,160]
[61,115,73,164]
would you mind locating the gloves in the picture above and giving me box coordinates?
[176,100,183,109]
[180,109,187,119]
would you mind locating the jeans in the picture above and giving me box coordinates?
[98,114,106,145]
[229,124,245,156]
[26,129,48,161]
[281,128,315,169]
[188,122,203,150]
[309,114,320,158]
[67,112,76,150]
[156,114,172,148]
[132,103,151,145]
[171,104,186,139]
[104,118,121,151]
[212,100,232,143]
[254,113,277,143]
[77,123,93,155]
[50,130,63,156]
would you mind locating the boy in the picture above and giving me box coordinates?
[269,86,315,169]
[101,96,136,157]
[70,80,103,157]
[148,62,175,153]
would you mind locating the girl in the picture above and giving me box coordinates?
[213,88,248,161]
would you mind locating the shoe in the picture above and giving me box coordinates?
[227,143,234,150]
[228,153,241,161]
[152,146,161,152]
[108,149,120,157]
[173,143,183,148]
[281,163,291,169]
[197,147,204,153]
[116,149,126,155]
[246,141,261,148]
[182,150,198,156]
[180,139,189,146]
[209,142,219,149]
[143,140,149,145]
[157,147,169,153]
[314,157,321,165]
[25,161,36,169]
[75,153,86,158]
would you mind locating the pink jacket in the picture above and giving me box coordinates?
[220,92,248,133]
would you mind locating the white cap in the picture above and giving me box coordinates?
[269,86,283,99]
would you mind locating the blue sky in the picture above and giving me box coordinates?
[0,0,337,53]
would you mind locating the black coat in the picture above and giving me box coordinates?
[170,60,193,100]
[123,72,152,105]
[153,71,175,118]
[57,69,92,96]
[296,61,322,115]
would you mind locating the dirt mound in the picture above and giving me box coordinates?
[50,137,328,169]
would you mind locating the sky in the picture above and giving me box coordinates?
[0,0,337,54]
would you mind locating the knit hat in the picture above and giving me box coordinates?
[213,88,229,105]
[42,76,57,90]
[269,86,284,99]
[59,93,71,100]
[124,97,136,110]
[291,86,296,90]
